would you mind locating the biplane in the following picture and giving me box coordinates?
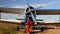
[0,0,60,34]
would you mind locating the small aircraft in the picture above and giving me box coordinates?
[16,0,54,34]
[16,0,45,34]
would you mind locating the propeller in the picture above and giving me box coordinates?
[18,0,45,17]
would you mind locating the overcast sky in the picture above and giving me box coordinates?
[0,0,60,9]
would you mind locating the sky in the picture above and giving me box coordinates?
[0,0,60,9]
[1,0,60,23]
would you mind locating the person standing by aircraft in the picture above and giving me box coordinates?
[25,18,31,34]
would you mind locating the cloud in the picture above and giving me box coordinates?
[9,5,27,8]
[31,1,59,8]
[8,1,59,9]
[41,2,57,6]
[1,0,60,9]
[0,0,24,7]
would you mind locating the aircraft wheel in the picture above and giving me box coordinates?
[16,26,20,31]
[40,27,44,32]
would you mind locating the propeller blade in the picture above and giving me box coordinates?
[18,12,26,16]
[18,10,32,18]
[24,0,30,7]
[31,13,36,23]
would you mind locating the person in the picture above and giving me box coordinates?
[25,18,31,34]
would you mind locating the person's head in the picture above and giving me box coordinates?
[27,18,29,20]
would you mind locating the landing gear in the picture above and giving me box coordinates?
[40,27,44,32]
[16,26,20,31]
[40,27,54,32]
[16,23,20,31]
[32,25,45,32]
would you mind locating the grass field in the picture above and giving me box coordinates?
[0,21,60,34]
[0,21,18,34]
